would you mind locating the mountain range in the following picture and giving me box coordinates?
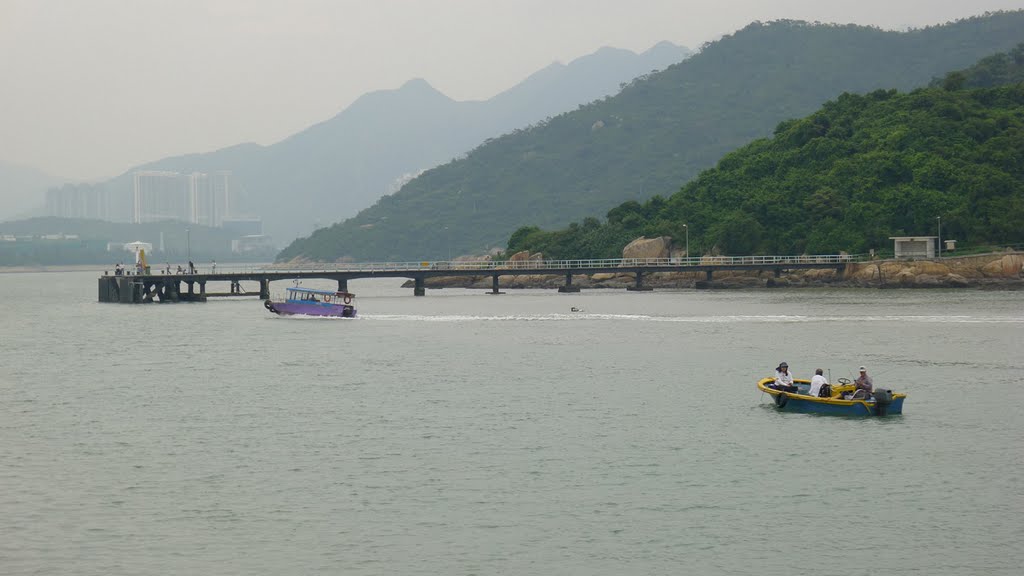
[279,11,1024,262]
[33,42,690,241]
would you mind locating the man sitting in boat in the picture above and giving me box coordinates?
[772,362,798,392]
[851,366,873,399]
[808,368,829,397]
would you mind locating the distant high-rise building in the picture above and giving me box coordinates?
[46,184,111,220]
[188,172,227,227]
[45,170,242,225]
[133,170,236,226]
[187,172,208,225]
[211,171,233,226]
[132,171,187,223]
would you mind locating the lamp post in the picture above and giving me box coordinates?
[186,228,191,260]
[444,226,451,262]
[936,216,941,259]
[684,223,689,263]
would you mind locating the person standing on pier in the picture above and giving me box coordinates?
[188,260,196,274]
[212,260,216,273]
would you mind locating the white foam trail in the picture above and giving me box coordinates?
[266,314,359,320]
[361,314,1024,323]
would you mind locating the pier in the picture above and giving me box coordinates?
[97,254,858,303]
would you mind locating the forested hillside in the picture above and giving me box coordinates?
[279,12,1024,262]
[933,42,1024,89]
[506,83,1024,258]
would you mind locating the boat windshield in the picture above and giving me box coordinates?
[283,288,353,304]
[286,289,328,303]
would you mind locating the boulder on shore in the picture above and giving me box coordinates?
[622,236,672,260]
[981,254,1024,278]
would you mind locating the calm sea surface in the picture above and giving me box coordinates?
[1,270,1022,575]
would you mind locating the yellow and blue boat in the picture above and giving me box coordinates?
[757,377,906,416]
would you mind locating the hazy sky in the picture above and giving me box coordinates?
[3,0,1022,181]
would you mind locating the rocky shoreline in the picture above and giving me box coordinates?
[403,251,1024,291]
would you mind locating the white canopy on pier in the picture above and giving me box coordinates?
[123,241,152,253]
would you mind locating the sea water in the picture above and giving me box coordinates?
[1,270,1022,575]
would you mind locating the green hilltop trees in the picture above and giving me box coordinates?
[508,82,1024,258]
[934,42,1024,90]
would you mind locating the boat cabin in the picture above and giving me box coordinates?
[284,286,352,304]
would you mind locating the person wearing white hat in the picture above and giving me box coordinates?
[853,366,873,399]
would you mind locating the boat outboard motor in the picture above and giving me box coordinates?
[873,388,894,416]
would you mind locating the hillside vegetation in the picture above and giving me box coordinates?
[279,12,1024,262]
[933,42,1024,89]
[507,83,1024,258]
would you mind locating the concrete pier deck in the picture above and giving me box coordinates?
[98,255,857,303]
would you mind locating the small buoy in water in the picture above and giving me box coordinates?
[570,306,583,312]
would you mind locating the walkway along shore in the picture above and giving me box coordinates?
[406,252,1024,290]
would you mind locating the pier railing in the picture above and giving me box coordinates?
[102,254,866,302]
[216,254,863,274]
[141,254,863,276]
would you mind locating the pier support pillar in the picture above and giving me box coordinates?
[98,277,118,302]
[773,268,781,278]
[337,279,348,293]
[558,272,580,293]
[414,277,426,296]
[259,280,270,299]
[627,271,654,291]
[487,274,505,295]
[117,277,136,303]
[706,270,713,282]
[199,281,207,296]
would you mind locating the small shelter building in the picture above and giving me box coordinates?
[890,236,937,259]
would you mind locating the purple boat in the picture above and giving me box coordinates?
[264,286,356,318]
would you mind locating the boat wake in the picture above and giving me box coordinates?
[362,313,1024,323]
[266,314,358,320]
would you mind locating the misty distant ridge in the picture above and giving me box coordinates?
[0,160,62,222]
[21,41,690,238]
